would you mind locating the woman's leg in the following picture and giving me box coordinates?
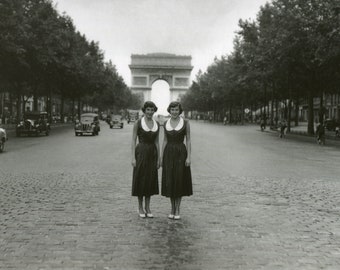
[174,197,182,217]
[145,196,151,213]
[167,198,176,219]
[169,198,175,217]
[138,196,145,214]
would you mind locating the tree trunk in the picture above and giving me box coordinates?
[294,99,299,126]
[60,95,64,123]
[72,98,75,121]
[33,91,38,111]
[77,98,81,120]
[241,103,244,125]
[46,90,53,123]
[270,99,274,126]
[307,92,314,135]
[9,94,14,117]
[263,81,267,122]
[275,99,279,126]
[16,94,21,123]
[318,92,324,125]
[287,99,292,132]
[22,95,26,115]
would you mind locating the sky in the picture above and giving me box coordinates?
[54,0,269,86]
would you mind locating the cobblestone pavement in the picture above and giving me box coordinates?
[1,121,340,269]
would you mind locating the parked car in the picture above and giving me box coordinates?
[0,127,7,152]
[324,119,340,131]
[16,111,50,137]
[75,113,100,136]
[109,114,124,129]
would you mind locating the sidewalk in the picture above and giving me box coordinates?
[1,122,73,137]
[268,122,340,146]
[284,122,337,139]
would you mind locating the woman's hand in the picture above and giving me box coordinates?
[131,158,136,167]
[185,158,191,167]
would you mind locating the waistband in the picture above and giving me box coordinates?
[167,141,184,144]
[138,141,155,145]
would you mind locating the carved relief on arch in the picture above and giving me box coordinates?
[132,76,148,86]
[149,74,173,87]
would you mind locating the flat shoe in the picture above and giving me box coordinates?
[146,213,154,218]
[139,213,146,218]
[168,214,174,219]
[174,215,181,220]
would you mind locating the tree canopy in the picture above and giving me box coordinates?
[182,0,340,133]
[0,0,141,119]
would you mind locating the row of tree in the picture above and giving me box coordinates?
[182,0,340,134]
[0,0,141,121]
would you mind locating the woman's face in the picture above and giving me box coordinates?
[144,107,155,118]
[170,106,180,118]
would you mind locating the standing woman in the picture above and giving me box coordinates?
[131,101,160,218]
[161,101,192,220]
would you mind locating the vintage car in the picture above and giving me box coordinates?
[109,114,124,129]
[75,113,100,136]
[0,127,7,153]
[16,111,50,137]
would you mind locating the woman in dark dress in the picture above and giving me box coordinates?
[161,101,192,220]
[131,101,160,218]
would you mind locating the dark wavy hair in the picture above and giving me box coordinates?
[142,101,158,113]
[167,101,183,114]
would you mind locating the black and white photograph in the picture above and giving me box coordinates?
[1,0,340,269]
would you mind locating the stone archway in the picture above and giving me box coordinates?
[129,53,193,103]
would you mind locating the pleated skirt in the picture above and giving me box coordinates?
[161,143,193,197]
[132,143,159,196]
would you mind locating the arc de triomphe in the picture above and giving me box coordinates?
[129,53,193,103]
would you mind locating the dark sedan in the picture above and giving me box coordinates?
[16,111,50,137]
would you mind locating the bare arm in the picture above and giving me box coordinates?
[155,124,160,169]
[131,121,138,167]
[185,120,191,166]
[160,125,168,167]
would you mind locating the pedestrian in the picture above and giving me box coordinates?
[223,116,227,125]
[131,101,160,218]
[260,117,266,131]
[316,122,325,145]
[161,101,192,220]
[279,119,287,138]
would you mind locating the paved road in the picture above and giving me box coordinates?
[1,121,340,269]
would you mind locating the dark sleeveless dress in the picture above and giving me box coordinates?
[161,119,193,197]
[132,119,159,196]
